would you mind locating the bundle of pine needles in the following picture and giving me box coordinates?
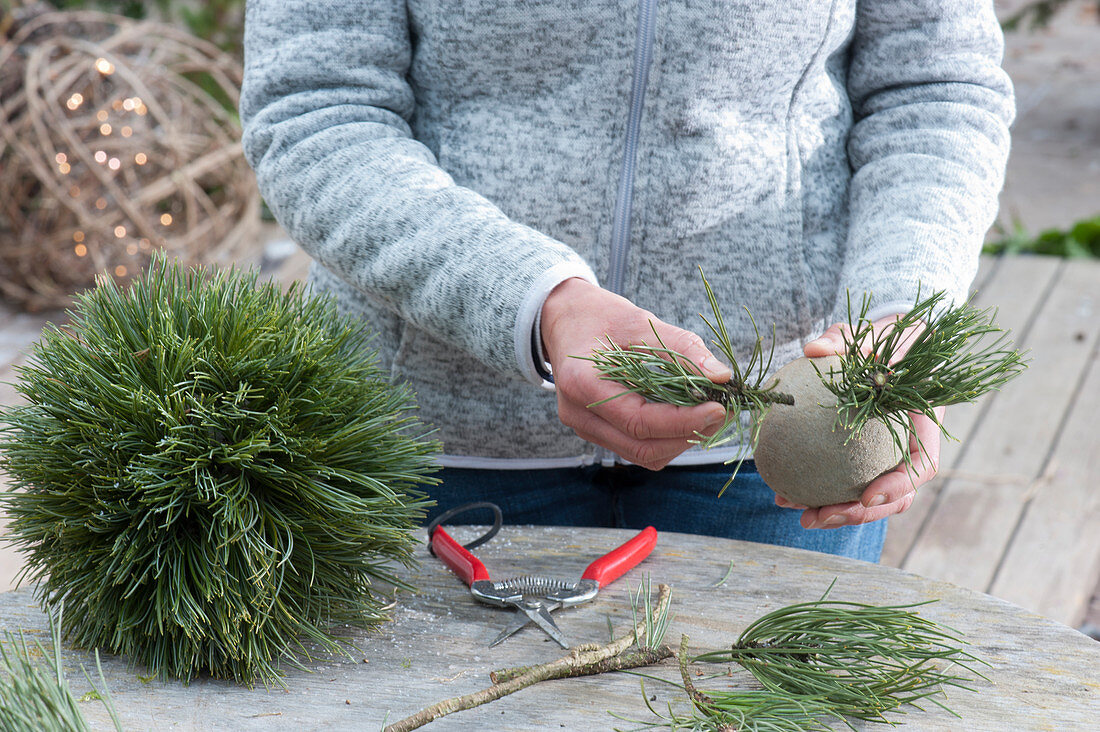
[623,586,987,730]
[695,594,986,720]
[820,289,1027,461]
[579,270,792,454]
[0,610,121,732]
[0,254,439,684]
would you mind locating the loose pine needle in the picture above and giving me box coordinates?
[709,560,736,588]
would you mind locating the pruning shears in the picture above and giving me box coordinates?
[430,524,658,648]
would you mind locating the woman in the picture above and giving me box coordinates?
[239,1,1013,561]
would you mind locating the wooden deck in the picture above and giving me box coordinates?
[1,252,1098,635]
[883,254,1100,632]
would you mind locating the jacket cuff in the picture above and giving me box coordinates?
[830,292,951,331]
[514,261,599,388]
[865,300,914,324]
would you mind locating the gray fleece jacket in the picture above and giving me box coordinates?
[240,0,1014,468]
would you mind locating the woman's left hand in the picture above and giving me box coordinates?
[781,318,942,529]
[776,407,943,528]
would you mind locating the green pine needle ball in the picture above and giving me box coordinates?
[0,255,439,685]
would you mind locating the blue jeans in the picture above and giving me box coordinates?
[425,461,886,563]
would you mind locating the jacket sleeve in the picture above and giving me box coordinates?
[239,0,596,384]
[836,0,1015,324]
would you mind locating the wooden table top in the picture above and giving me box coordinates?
[2,525,1098,730]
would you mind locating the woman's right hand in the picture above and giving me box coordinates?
[540,278,732,470]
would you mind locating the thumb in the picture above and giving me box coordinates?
[651,321,732,384]
[804,323,849,358]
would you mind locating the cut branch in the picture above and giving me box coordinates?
[384,583,674,732]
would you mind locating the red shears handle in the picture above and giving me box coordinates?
[580,526,657,588]
[431,526,490,585]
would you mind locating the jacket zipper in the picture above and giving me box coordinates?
[599,0,657,466]
[607,0,657,296]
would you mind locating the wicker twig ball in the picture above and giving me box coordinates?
[0,10,259,311]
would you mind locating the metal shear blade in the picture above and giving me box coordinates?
[494,599,567,648]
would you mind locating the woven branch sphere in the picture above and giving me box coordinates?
[0,255,440,684]
[0,11,259,311]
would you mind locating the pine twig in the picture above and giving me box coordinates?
[488,647,672,686]
[384,583,674,732]
[820,289,1027,471]
[676,634,719,714]
[693,582,989,721]
[578,269,793,452]
[578,269,792,492]
[615,634,843,731]
[621,583,986,731]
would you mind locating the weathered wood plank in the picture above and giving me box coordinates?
[2,526,1098,731]
[0,309,59,369]
[901,259,1098,602]
[0,306,63,407]
[1081,577,1100,639]
[882,254,1061,567]
[0,465,22,593]
[988,262,1100,626]
[0,308,54,593]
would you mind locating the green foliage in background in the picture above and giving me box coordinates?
[985,215,1100,259]
[51,0,246,56]
[1001,0,1100,31]
[0,255,439,685]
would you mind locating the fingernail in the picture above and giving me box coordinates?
[822,515,846,528]
[865,493,888,507]
[704,411,725,429]
[807,337,828,349]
